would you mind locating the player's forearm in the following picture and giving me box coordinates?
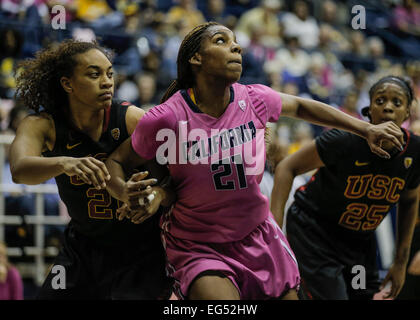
[104,158,128,202]
[394,200,418,265]
[294,97,369,138]
[10,156,67,184]
[271,161,296,228]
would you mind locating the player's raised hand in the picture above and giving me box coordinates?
[62,157,111,189]
[365,121,404,159]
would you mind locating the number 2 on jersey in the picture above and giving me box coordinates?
[211,154,247,190]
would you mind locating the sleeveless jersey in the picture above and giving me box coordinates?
[294,128,420,239]
[43,100,161,246]
[132,83,283,243]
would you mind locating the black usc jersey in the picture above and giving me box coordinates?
[294,128,420,238]
[42,100,161,246]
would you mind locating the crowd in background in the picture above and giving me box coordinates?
[0,0,420,298]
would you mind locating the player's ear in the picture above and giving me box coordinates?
[60,76,73,93]
[189,52,202,66]
[404,100,413,121]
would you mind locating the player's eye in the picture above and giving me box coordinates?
[375,97,384,105]
[393,98,402,107]
[107,71,114,78]
[89,72,100,78]
[216,37,225,44]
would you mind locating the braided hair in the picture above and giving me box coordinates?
[15,39,113,115]
[160,21,221,103]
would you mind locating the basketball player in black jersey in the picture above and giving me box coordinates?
[8,40,173,299]
[271,76,420,300]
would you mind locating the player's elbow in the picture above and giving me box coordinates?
[10,165,24,184]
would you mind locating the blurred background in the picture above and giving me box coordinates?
[0,0,419,299]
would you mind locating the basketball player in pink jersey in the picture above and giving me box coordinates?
[104,22,404,300]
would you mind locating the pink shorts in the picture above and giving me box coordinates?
[162,214,300,300]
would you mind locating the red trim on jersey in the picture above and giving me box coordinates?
[397,128,410,156]
[102,106,111,133]
[298,171,318,192]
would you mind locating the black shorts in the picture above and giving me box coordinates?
[286,202,381,300]
[36,225,173,300]
[397,225,420,300]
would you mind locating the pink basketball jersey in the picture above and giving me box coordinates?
[132,83,282,242]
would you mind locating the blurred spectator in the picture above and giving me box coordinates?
[338,90,363,120]
[115,74,139,103]
[263,36,311,90]
[392,0,420,37]
[317,23,350,53]
[259,131,288,203]
[235,0,283,49]
[135,72,159,111]
[162,19,191,80]
[204,0,235,26]
[75,0,124,29]
[348,30,370,58]
[166,0,206,32]
[0,241,23,300]
[0,28,23,99]
[287,121,314,154]
[281,0,319,50]
[224,0,259,18]
[367,36,386,60]
[339,31,376,74]
[305,52,332,103]
[407,60,420,97]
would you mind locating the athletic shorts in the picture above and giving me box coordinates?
[397,224,420,300]
[286,202,381,300]
[37,225,173,300]
[162,214,300,300]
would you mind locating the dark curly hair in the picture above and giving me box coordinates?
[15,39,113,115]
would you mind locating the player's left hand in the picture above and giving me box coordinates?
[408,251,420,275]
[365,121,404,159]
[117,187,163,224]
[380,261,407,299]
[130,186,163,224]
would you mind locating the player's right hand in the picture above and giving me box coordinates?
[365,121,404,159]
[61,157,111,189]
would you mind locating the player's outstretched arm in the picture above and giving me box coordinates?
[382,186,420,299]
[270,140,324,228]
[279,93,404,159]
[9,114,109,188]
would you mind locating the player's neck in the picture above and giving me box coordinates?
[68,102,105,140]
[192,81,231,118]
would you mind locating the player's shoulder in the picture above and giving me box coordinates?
[18,111,54,132]
[406,129,420,155]
[241,83,274,96]
[407,129,420,145]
